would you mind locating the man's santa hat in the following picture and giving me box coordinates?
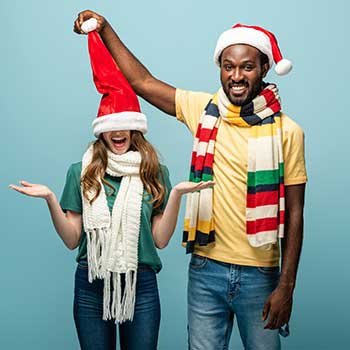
[82,18,147,137]
[214,24,292,76]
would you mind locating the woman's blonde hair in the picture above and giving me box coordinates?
[81,131,166,209]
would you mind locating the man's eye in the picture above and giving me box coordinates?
[224,65,232,71]
[244,65,253,71]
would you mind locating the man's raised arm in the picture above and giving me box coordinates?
[74,10,176,116]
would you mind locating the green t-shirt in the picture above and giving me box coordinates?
[60,161,172,273]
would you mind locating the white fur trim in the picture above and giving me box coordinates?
[214,27,273,68]
[275,58,292,75]
[92,112,148,137]
[81,18,98,33]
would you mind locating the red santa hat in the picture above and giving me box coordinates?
[214,24,292,76]
[82,18,147,137]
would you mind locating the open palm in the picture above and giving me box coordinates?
[9,181,52,200]
[173,181,215,195]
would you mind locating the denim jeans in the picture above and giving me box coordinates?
[74,260,160,350]
[188,254,288,350]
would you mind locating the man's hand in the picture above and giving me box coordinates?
[262,285,293,329]
[73,9,107,34]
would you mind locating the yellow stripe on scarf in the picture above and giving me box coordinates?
[250,119,281,138]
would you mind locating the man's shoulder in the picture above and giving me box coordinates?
[280,112,305,136]
[176,89,213,107]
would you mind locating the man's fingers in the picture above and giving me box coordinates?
[73,19,80,33]
[262,301,270,321]
[275,314,286,329]
[264,317,277,329]
[95,22,101,32]
[264,309,278,329]
[78,12,85,25]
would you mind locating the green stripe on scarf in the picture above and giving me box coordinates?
[247,165,284,187]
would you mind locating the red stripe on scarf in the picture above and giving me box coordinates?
[196,123,219,139]
[247,211,285,235]
[191,151,198,167]
[195,124,202,138]
[261,88,281,114]
[247,217,278,235]
[193,155,205,172]
[204,153,214,168]
[247,186,284,208]
[279,210,285,224]
[192,126,218,169]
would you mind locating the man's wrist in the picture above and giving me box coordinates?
[100,21,112,36]
[277,279,295,293]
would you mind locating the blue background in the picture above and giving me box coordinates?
[1,0,349,349]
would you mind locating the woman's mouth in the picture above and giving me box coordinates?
[111,137,127,148]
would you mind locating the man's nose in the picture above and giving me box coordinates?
[232,67,243,81]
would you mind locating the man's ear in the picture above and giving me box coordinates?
[262,63,269,78]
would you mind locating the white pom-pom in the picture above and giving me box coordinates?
[81,18,98,34]
[275,58,293,75]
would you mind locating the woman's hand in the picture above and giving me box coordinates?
[9,181,53,200]
[173,181,215,196]
[152,180,215,249]
[73,9,107,34]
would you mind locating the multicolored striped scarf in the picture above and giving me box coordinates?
[183,83,285,253]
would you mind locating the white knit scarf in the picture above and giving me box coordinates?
[81,144,143,323]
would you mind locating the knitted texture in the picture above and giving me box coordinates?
[81,145,143,322]
[183,84,285,252]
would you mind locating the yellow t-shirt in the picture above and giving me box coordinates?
[176,89,307,267]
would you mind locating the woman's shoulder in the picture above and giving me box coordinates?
[158,163,172,189]
[159,163,170,177]
[66,161,83,178]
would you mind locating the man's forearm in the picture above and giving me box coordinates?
[279,183,306,291]
[279,210,304,290]
[99,23,153,94]
[99,23,177,115]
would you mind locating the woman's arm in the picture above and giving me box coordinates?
[9,181,82,250]
[151,181,214,249]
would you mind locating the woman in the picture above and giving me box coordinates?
[10,27,213,350]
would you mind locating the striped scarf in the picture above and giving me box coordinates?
[183,83,285,253]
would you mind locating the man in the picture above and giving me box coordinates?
[74,11,307,350]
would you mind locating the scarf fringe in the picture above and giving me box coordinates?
[86,228,109,282]
[101,270,137,323]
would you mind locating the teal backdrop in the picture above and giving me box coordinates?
[1,1,349,349]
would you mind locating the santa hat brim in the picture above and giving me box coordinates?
[92,112,148,137]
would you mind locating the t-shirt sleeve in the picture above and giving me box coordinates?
[152,165,172,216]
[60,163,82,213]
[282,116,308,186]
[175,89,213,135]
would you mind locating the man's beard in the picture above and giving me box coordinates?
[224,79,265,106]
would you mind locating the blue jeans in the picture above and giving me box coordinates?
[188,255,288,350]
[74,260,160,350]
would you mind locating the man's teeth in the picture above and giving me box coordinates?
[231,85,246,89]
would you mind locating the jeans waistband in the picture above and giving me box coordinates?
[77,260,153,272]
